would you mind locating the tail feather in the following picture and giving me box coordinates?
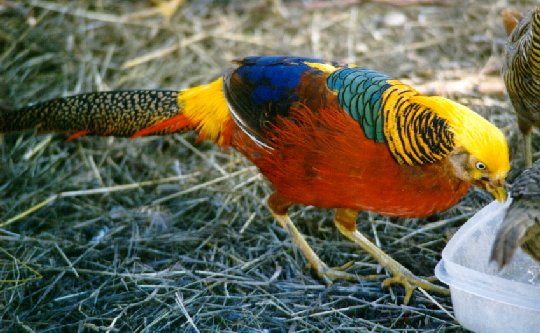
[0,90,182,137]
[1,81,236,146]
[131,114,192,138]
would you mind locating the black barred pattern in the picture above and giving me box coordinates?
[512,159,540,199]
[503,4,540,127]
[326,67,455,165]
[379,84,454,166]
[395,105,452,165]
[0,91,180,136]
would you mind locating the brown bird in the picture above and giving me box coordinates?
[491,159,540,268]
[502,5,540,168]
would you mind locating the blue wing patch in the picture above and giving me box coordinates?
[327,68,391,142]
[235,56,327,107]
[223,56,333,147]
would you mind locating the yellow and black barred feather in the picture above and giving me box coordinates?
[381,83,454,165]
[326,68,455,166]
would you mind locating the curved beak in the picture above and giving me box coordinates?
[475,177,507,202]
[483,176,507,202]
[487,183,507,202]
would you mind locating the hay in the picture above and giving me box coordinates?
[0,0,536,331]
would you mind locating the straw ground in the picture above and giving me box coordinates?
[0,0,536,332]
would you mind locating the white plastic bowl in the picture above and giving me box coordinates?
[435,199,540,333]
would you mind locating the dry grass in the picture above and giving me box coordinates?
[0,0,538,332]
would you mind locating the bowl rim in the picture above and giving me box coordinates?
[436,259,540,311]
[435,200,540,311]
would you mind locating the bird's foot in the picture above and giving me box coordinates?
[310,261,357,284]
[382,269,449,304]
[307,261,382,284]
[271,211,378,283]
[333,208,448,304]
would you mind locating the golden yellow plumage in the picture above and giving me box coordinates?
[179,78,231,144]
[381,80,426,165]
[303,61,338,73]
[412,96,510,182]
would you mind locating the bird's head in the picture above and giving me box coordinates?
[447,146,509,202]
[412,96,510,202]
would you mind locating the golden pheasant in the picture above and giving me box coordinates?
[491,159,540,268]
[502,5,540,168]
[0,56,510,303]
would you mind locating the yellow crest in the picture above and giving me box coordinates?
[410,96,510,176]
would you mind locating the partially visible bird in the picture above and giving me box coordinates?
[0,56,510,303]
[501,8,523,35]
[491,159,540,268]
[502,4,540,168]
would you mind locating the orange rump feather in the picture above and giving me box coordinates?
[232,103,469,218]
[131,114,192,138]
[66,130,90,141]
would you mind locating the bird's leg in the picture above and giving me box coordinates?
[333,208,449,304]
[519,119,533,168]
[268,193,361,283]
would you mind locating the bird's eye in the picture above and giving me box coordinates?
[475,162,486,170]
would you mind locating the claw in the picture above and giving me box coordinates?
[425,275,442,283]
[315,263,359,283]
[334,208,449,304]
[333,260,355,271]
[382,271,449,304]
[270,202,448,304]
[312,263,383,285]
[271,212,381,284]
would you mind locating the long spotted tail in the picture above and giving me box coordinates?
[0,90,183,139]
